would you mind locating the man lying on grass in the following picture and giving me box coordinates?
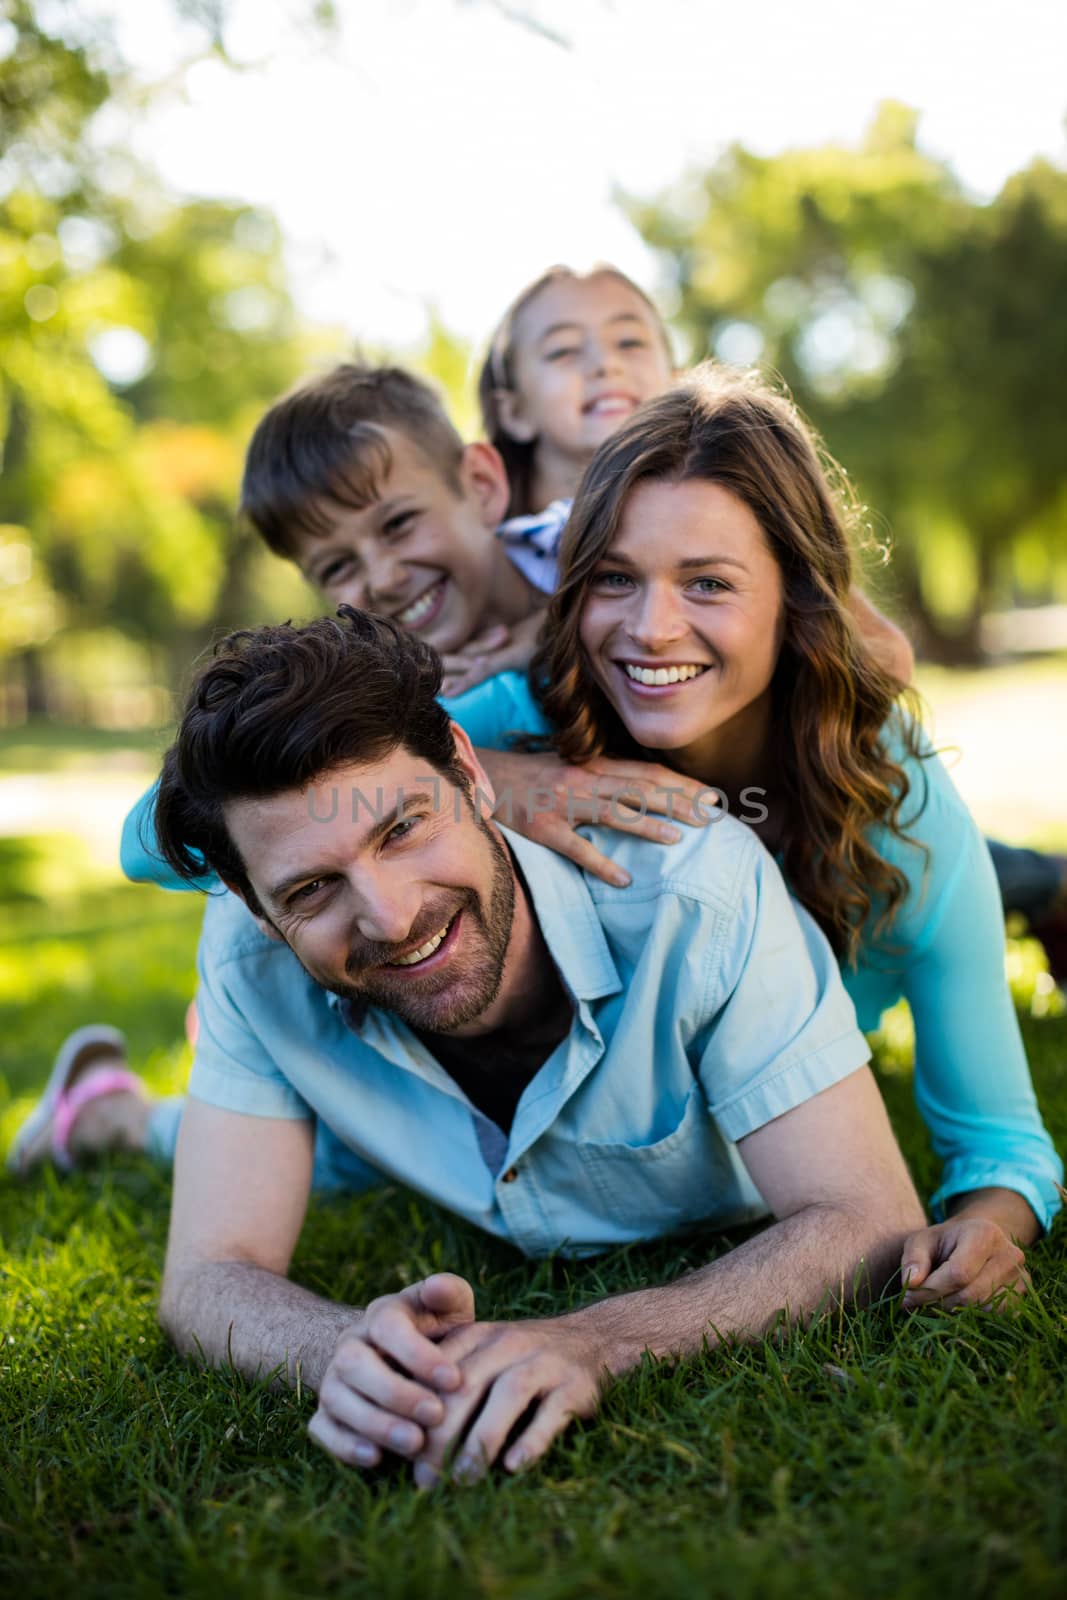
[147,607,923,1485]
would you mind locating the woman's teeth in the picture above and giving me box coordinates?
[390,917,453,967]
[623,663,708,686]
[397,580,444,627]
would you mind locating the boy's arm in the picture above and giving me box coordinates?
[439,609,548,697]
[849,587,914,683]
[120,778,216,891]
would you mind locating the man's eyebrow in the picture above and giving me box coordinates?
[599,551,750,573]
[267,790,436,903]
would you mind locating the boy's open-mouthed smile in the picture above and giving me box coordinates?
[293,431,531,657]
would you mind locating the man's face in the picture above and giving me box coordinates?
[224,743,517,1035]
[292,430,510,657]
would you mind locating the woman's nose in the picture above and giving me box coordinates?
[626,584,688,648]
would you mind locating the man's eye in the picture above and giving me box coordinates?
[383,511,416,538]
[290,878,328,905]
[387,816,422,844]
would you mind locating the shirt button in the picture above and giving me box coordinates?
[502,1166,519,1183]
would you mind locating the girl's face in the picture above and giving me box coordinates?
[577,478,786,774]
[499,273,674,472]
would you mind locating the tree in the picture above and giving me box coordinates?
[629,104,1067,659]
[0,2,312,713]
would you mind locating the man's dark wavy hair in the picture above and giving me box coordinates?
[152,606,466,914]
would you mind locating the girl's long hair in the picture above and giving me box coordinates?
[529,364,925,965]
[478,263,673,519]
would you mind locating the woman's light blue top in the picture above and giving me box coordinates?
[120,669,1063,1229]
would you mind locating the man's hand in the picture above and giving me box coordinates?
[900,1218,1030,1312]
[440,612,547,698]
[479,748,714,887]
[308,1273,475,1468]
[411,1314,607,1487]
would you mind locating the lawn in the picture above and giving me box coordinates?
[1,792,1067,1597]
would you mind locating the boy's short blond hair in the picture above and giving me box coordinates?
[241,363,465,560]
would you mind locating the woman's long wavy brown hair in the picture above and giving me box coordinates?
[529,364,926,966]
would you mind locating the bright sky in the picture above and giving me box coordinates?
[98,0,1067,352]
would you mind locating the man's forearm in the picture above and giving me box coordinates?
[946,1186,1041,1246]
[566,1200,916,1376]
[160,1261,362,1391]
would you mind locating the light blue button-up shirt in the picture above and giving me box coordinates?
[188,816,870,1258]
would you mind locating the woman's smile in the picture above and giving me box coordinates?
[579,477,784,768]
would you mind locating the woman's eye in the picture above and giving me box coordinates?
[593,570,633,590]
[619,336,649,350]
[544,345,581,363]
[690,577,727,596]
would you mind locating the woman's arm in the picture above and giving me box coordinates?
[885,755,1061,1304]
[444,672,714,885]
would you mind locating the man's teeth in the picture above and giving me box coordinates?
[391,919,452,966]
[623,664,708,686]
[397,580,444,627]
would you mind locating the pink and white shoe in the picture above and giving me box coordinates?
[7,1024,146,1174]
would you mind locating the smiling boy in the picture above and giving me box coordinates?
[240,363,550,695]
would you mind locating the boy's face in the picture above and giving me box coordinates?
[294,431,509,655]
[499,272,675,465]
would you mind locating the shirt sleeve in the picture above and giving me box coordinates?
[892,763,1063,1230]
[440,671,552,752]
[697,843,872,1143]
[188,908,313,1122]
[120,778,218,892]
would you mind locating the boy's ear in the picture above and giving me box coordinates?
[220,876,286,943]
[448,722,496,820]
[492,388,537,444]
[459,441,511,528]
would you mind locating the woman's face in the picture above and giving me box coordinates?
[577,478,786,772]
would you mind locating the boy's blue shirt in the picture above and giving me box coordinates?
[121,668,1063,1230]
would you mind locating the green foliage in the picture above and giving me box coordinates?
[630,103,1067,659]
[0,1,317,712]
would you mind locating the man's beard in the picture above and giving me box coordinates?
[291,811,516,1034]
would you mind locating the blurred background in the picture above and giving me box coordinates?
[1,0,1065,1106]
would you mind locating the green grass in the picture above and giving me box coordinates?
[1,854,1066,1597]
[0,721,171,775]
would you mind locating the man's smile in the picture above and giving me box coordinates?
[379,911,463,974]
